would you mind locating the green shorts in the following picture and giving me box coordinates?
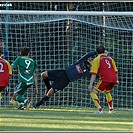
[14,82,33,95]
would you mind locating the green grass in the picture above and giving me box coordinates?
[0,107,133,131]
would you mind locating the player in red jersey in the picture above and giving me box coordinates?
[88,45,119,114]
[0,44,12,99]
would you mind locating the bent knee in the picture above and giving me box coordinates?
[12,97,16,101]
[12,93,19,101]
[46,88,55,97]
[41,71,48,79]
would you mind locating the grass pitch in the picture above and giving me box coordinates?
[0,107,133,132]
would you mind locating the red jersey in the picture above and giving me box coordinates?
[0,57,12,86]
[90,54,118,83]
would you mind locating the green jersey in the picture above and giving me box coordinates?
[11,56,36,83]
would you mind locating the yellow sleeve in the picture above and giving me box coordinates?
[90,56,100,74]
[5,60,12,76]
[112,59,118,72]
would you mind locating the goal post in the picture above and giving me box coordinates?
[0,10,132,110]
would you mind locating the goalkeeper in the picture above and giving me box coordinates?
[34,51,97,108]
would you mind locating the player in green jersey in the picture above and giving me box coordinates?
[11,46,38,110]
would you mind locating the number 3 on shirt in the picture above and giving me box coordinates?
[105,59,111,68]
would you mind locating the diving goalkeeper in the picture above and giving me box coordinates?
[34,51,97,108]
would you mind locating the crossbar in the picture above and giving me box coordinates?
[0,10,133,16]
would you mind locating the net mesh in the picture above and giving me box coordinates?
[0,2,132,109]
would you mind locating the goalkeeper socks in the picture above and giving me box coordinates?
[16,96,25,103]
[36,96,50,107]
[90,92,101,108]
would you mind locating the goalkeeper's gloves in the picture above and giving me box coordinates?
[84,60,92,69]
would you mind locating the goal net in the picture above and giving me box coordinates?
[0,10,132,110]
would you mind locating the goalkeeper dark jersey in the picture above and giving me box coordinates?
[65,51,97,82]
[11,56,36,83]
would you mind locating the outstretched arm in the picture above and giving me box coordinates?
[78,51,97,62]
[84,59,92,69]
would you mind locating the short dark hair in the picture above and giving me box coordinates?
[20,47,30,56]
[96,45,105,54]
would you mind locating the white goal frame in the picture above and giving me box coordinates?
[0,10,133,16]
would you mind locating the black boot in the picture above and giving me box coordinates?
[34,96,50,108]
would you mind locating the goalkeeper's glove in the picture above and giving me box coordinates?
[84,60,92,69]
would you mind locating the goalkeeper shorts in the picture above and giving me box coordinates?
[47,70,70,92]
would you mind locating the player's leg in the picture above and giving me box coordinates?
[41,71,51,95]
[41,70,66,95]
[90,89,103,114]
[0,86,6,99]
[13,82,32,110]
[90,80,107,113]
[3,86,9,105]
[35,88,55,107]
[35,70,63,107]
[0,88,3,99]
[105,92,114,114]
[0,91,2,99]
[35,70,69,108]
[105,83,115,114]
[10,97,19,107]
[12,93,25,110]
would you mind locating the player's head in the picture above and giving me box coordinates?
[96,45,105,54]
[20,46,30,56]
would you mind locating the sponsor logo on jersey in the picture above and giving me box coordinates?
[76,64,83,73]
[25,70,30,74]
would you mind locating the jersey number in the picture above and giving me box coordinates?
[0,63,4,72]
[105,59,111,68]
[25,60,31,69]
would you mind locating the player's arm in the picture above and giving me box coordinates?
[116,72,119,84]
[111,58,119,84]
[84,59,92,69]
[11,57,19,69]
[5,60,12,77]
[88,74,97,92]
[88,56,99,92]
[33,73,38,94]
[86,59,92,66]
[78,51,97,62]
